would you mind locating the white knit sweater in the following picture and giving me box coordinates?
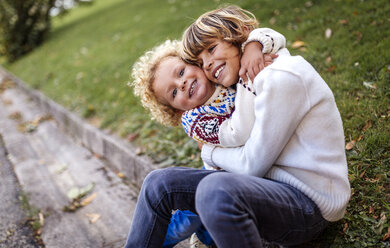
[202,48,351,221]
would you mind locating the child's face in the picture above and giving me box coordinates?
[199,39,241,87]
[153,56,215,111]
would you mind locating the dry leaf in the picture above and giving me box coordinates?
[39,212,44,226]
[363,81,376,89]
[269,17,276,25]
[127,133,139,141]
[81,192,97,206]
[369,206,375,214]
[339,19,349,25]
[117,172,125,178]
[345,140,355,150]
[343,222,348,232]
[85,213,101,224]
[383,227,390,241]
[325,28,332,39]
[362,121,372,132]
[291,40,305,49]
[305,1,313,7]
[327,65,336,72]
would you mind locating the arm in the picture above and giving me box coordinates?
[240,28,286,82]
[242,28,286,54]
[218,81,256,147]
[201,68,310,176]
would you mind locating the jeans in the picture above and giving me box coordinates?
[124,167,328,248]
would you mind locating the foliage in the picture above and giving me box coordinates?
[0,0,55,62]
[4,0,390,246]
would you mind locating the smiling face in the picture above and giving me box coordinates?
[153,56,216,111]
[199,39,241,87]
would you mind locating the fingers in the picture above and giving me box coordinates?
[239,67,248,83]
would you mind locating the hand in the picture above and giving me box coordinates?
[264,53,278,67]
[239,42,278,83]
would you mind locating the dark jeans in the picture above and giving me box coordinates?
[124,167,328,247]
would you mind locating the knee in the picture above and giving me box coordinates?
[195,173,236,216]
[140,168,179,203]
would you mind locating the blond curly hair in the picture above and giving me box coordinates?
[182,5,258,65]
[129,40,183,126]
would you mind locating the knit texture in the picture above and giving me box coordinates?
[181,85,236,144]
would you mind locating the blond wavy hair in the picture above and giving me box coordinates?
[129,40,183,126]
[182,5,258,65]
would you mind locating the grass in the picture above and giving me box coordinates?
[2,0,390,246]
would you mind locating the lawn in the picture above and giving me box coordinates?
[3,0,390,246]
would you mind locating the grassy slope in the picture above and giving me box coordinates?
[3,0,389,246]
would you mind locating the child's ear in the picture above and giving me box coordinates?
[243,25,249,32]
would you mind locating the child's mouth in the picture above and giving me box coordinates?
[213,64,225,79]
[189,80,197,97]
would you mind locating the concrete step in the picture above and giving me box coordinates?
[0,78,139,247]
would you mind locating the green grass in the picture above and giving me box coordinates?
[3,0,390,246]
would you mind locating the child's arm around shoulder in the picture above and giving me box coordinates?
[240,28,286,82]
[242,27,286,54]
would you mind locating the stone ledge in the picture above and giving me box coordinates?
[0,66,156,188]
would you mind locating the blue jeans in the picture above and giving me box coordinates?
[124,167,328,247]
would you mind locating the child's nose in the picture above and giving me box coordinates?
[180,80,186,91]
[203,58,213,71]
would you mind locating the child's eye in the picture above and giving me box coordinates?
[208,45,216,53]
[173,88,177,98]
[179,69,184,77]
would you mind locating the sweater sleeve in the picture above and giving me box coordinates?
[201,66,310,176]
[242,28,286,54]
[218,81,256,147]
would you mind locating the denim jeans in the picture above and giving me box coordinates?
[124,167,328,248]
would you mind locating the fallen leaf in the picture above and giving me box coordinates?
[362,121,372,132]
[359,170,366,178]
[291,40,305,49]
[117,172,125,178]
[93,153,102,159]
[305,1,313,7]
[85,213,101,224]
[383,227,390,241]
[363,81,376,89]
[339,19,349,25]
[269,17,276,25]
[8,111,22,121]
[39,212,44,226]
[343,222,348,232]
[369,206,375,214]
[127,133,139,141]
[346,140,355,150]
[67,183,95,200]
[327,65,336,72]
[2,98,12,105]
[325,28,332,39]
[354,31,363,41]
[81,192,97,206]
[326,56,332,64]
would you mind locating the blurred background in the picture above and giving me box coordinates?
[0,0,389,246]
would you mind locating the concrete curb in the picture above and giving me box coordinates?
[0,66,156,188]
